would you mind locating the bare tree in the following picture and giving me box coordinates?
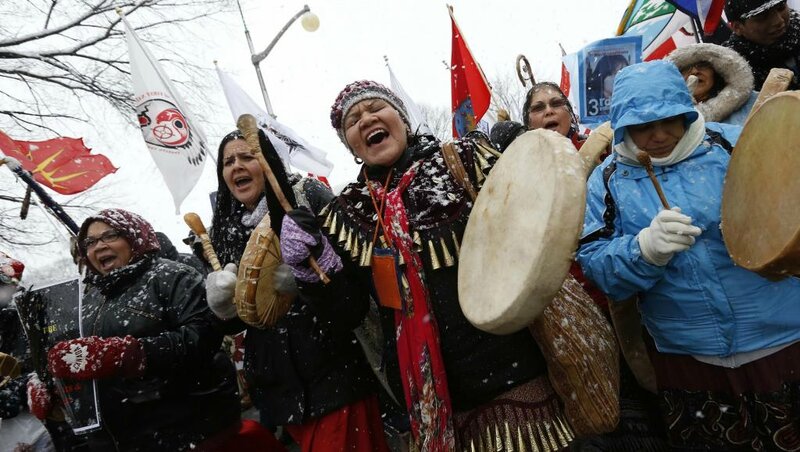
[489,72,529,124]
[0,0,231,132]
[0,0,231,252]
[418,103,452,142]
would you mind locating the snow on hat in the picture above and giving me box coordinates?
[330,80,411,151]
[0,251,24,285]
[489,121,525,153]
[725,0,785,21]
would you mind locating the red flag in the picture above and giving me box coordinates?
[560,63,571,97]
[559,43,571,97]
[0,131,116,195]
[450,6,491,138]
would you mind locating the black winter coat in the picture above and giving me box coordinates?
[0,305,28,419]
[81,257,239,451]
[214,177,377,427]
[320,134,548,412]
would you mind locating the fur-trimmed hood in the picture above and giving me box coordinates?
[667,43,755,123]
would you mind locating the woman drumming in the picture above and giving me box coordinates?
[578,60,800,451]
[280,80,576,451]
[204,130,388,451]
[520,81,668,451]
[44,208,241,451]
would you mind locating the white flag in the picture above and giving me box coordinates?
[216,67,334,176]
[123,17,207,213]
[386,59,433,136]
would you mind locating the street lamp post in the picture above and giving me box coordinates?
[235,2,319,119]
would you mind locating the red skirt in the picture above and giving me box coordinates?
[285,395,389,452]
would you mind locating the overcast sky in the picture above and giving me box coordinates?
[7,0,624,281]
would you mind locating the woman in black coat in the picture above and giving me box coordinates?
[46,208,240,451]
[205,130,387,451]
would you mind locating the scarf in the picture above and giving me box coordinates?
[374,161,455,451]
[615,115,706,167]
[241,196,269,228]
[725,10,800,88]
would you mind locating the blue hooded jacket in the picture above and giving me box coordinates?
[577,61,800,357]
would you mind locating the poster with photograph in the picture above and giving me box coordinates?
[578,36,643,124]
[16,278,101,434]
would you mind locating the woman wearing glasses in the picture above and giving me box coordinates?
[41,208,248,451]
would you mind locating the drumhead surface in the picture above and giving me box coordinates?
[458,130,586,334]
[722,91,800,275]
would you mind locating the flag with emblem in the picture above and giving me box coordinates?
[0,131,116,195]
[449,5,491,138]
[216,67,333,176]
[122,14,208,213]
[618,0,694,61]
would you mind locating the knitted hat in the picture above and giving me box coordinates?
[0,252,23,285]
[725,0,785,21]
[489,121,526,152]
[330,80,411,150]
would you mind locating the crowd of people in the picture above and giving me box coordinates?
[3,0,800,450]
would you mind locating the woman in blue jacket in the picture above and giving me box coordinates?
[577,60,800,451]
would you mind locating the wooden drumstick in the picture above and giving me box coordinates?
[636,151,671,210]
[236,114,331,284]
[183,212,222,272]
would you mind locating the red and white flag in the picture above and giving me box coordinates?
[122,15,208,213]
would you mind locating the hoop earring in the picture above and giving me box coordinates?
[354,156,364,164]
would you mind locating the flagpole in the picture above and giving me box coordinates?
[0,158,79,235]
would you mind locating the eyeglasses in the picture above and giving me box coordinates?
[528,98,569,115]
[83,230,123,250]
[681,61,713,74]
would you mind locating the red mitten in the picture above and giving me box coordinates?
[48,335,146,380]
[26,372,52,420]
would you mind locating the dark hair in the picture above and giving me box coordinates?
[521,82,580,136]
[684,61,726,100]
[209,129,298,265]
[587,54,629,101]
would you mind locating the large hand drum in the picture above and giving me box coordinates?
[722,91,800,276]
[235,214,296,328]
[458,129,603,334]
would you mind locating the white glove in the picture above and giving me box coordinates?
[637,207,702,266]
[205,263,238,320]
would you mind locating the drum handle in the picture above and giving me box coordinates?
[747,68,794,122]
[236,114,331,284]
[184,213,222,272]
[578,121,613,176]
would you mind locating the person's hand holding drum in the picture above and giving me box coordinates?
[280,208,342,282]
[205,263,238,320]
